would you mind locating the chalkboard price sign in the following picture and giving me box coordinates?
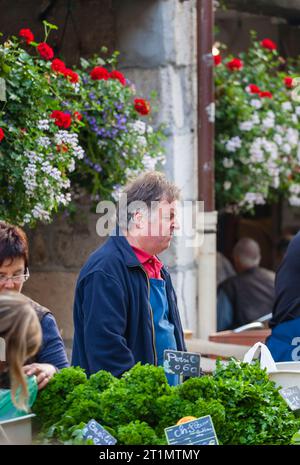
[82,419,117,445]
[165,415,219,445]
[279,386,300,411]
[163,350,201,377]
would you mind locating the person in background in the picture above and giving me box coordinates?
[0,221,69,389]
[72,171,186,385]
[266,230,300,361]
[217,237,275,331]
[217,251,236,286]
[0,292,42,410]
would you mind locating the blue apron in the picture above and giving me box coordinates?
[149,278,178,386]
[266,316,300,362]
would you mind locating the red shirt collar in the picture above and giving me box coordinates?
[131,245,163,277]
[131,245,160,265]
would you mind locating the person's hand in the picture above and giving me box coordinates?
[23,363,57,390]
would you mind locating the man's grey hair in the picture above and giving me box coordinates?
[233,237,261,268]
[117,171,181,229]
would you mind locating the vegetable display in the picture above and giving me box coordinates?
[32,360,300,445]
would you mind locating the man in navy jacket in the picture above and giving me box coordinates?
[72,172,186,378]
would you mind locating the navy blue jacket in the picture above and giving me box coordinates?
[71,230,186,377]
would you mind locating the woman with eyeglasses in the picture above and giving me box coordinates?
[0,221,69,390]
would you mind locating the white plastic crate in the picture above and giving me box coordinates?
[0,414,35,445]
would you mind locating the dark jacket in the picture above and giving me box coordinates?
[266,230,300,361]
[269,230,300,328]
[219,267,274,329]
[71,229,186,377]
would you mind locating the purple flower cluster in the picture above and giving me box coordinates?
[83,155,102,173]
[84,111,128,139]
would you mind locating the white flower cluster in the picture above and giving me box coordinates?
[137,135,147,147]
[225,136,242,152]
[289,184,300,207]
[240,192,266,209]
[31,203,51,222]
[130,120,146,134]
[23,161,38,197]
[54,130,85,160]
[37,119,50,131]
[21,126,86,225]
[223,157,234,168]
[250,99,262,109]
[249,137,278,163]
[37,136,51,148]
[262,111,275,130]
[239,113,260,132]
[282,101,293,112]
[143,153,166,171]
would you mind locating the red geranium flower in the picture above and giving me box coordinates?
[284,76,294,88]
[74,111,83,121]
[0,128,4,142]
[214,54,222,66]
[260,91,273,98]
[109,70,126,86]
[134,98,151,116]
[90,67,109,80]
[247,84,260,94]
[50,110,72,129]
[51,58,66,74]
[37,42,54,60]
[226,58,243,71]
[19,28,34,44]
[64,68,80,83]
[261,38,277,50]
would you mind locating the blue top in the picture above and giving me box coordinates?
[149,278,178,386]
[71,227,186,377]
[266,316,300,362]
[35,313,69,370]
[270,230,300,328]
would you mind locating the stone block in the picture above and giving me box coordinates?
[115,0,196,68]
[23,271,78,342]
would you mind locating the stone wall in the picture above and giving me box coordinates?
[24,206,106,344]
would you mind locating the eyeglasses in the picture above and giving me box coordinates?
[0,271,30,285]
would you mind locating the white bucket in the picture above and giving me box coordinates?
[243,342,300,390]
[276,362,300,371]
[268,370,300,390]
[0,414,35,445]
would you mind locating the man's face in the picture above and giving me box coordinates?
[0,257,26,293]
[145,199,180,254]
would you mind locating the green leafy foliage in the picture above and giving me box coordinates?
[100,363,171,427]
[32,367,87,429]
[117,420,163,445]
[33,360,300,445]
[177,375,219,402]
[56,385,104,430]
[88,369,117,392]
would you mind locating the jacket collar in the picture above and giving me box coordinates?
[110,225,144,267]
[110,225,169,274]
